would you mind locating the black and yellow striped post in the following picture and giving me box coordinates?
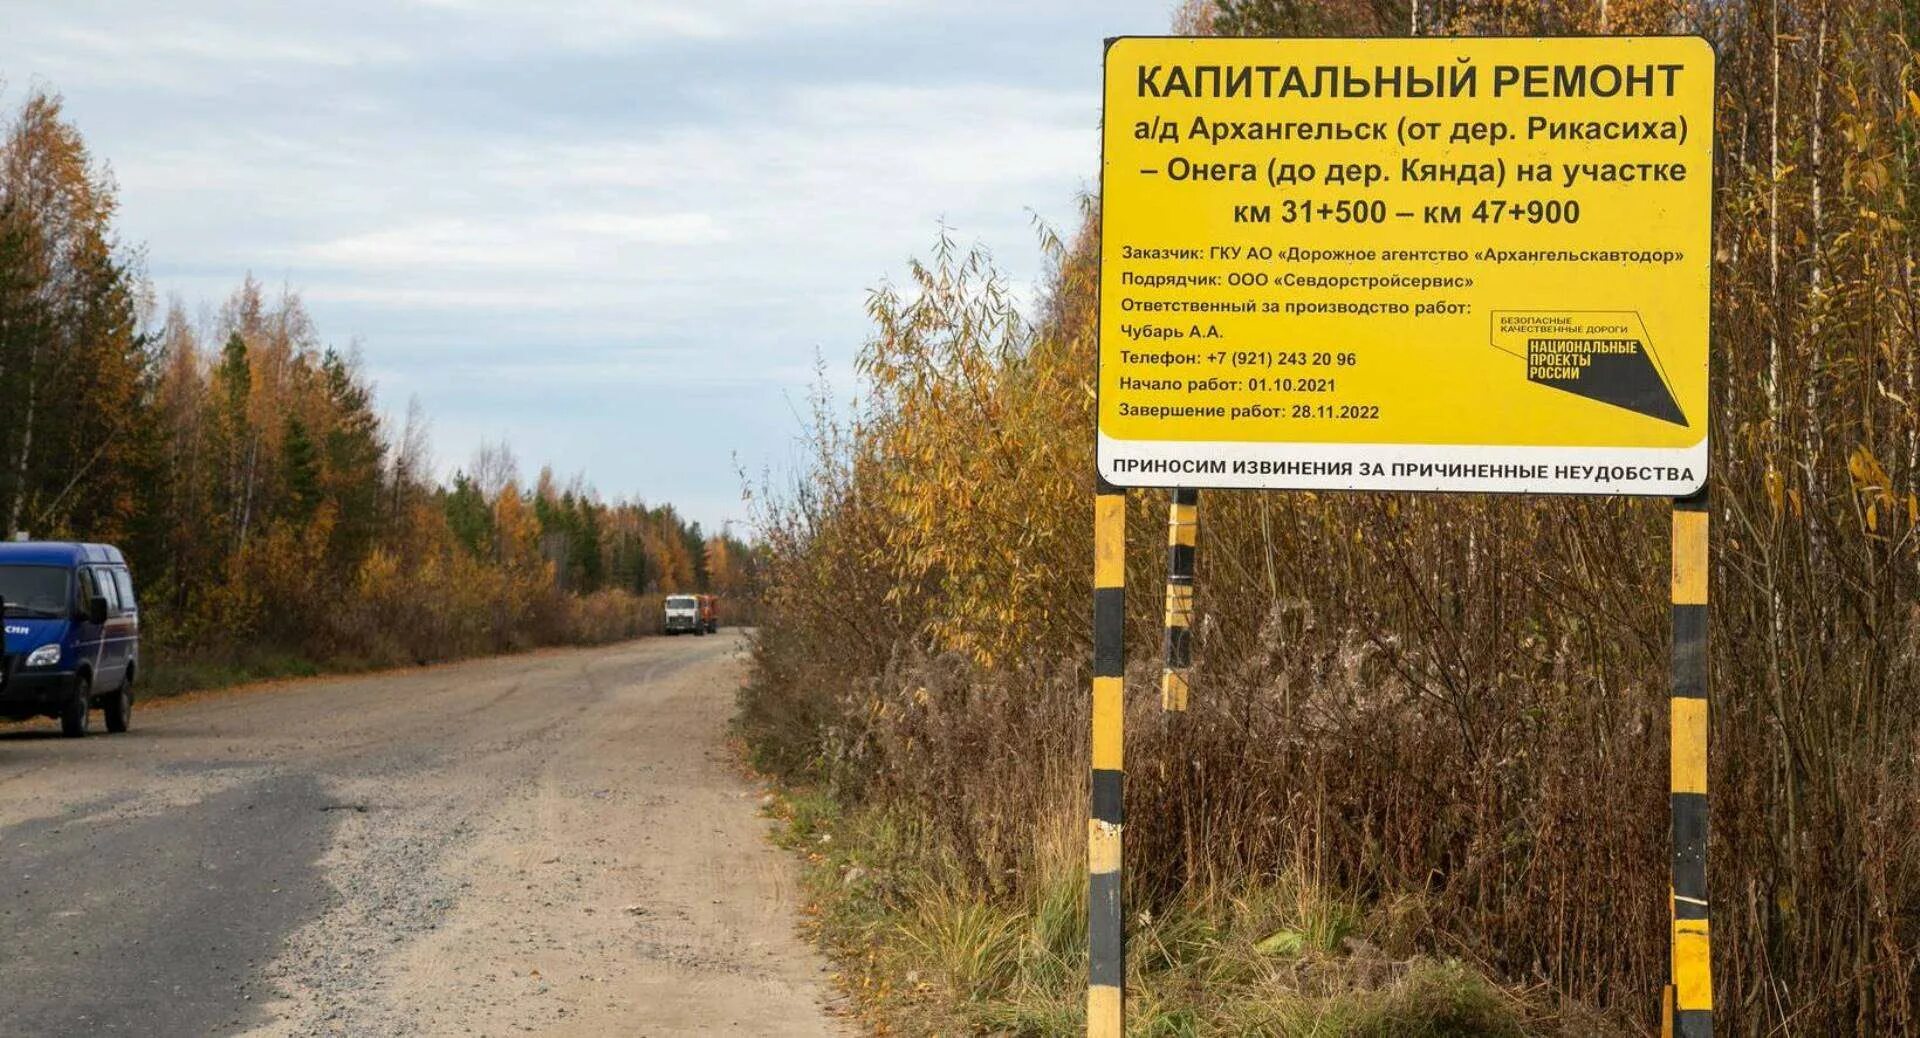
[1160,488,1197,712]
[1089,477,1126,1037]
[1668,490,1712,1037]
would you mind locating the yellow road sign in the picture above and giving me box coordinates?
[1098,36,1714,495]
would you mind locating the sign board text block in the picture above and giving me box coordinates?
[1098,36,1715,495]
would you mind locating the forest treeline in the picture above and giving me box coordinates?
[0,90,753,674]
[744,0,1919,1033]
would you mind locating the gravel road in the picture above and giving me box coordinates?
[0,632,845,1037]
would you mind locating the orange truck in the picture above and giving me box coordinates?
[663,593,718,635]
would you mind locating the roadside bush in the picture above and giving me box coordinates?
[563,589,661,646]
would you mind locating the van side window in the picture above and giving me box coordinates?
[75,568,97,614]
[93,568,120,615]
[113,569,136,614]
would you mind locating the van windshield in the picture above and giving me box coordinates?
[666,596,697,609]
[0,565,71,618]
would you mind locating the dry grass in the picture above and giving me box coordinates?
[766,784,1605,1036]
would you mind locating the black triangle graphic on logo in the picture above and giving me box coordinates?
[1525,336,1687,427]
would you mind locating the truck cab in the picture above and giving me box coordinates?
[0,542,139,736]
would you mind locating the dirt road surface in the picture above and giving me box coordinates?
[0,633,845,1037]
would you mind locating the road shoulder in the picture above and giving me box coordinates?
[245,635,847,1036]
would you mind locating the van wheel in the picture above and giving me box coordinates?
[60,675,91,738]
[105,678,133,734]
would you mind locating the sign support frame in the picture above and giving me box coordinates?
[1090,34,1718,1036]
[1668,487,1712,1036]
[1088,477,1127,1038]
[1161,488,1197,712]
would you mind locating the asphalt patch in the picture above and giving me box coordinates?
[0,774,336,1036]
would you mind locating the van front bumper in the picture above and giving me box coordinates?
[0,668,80,715]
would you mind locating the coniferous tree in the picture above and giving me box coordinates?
[279,416,321,523]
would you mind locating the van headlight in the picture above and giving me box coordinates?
[24,644,61,668]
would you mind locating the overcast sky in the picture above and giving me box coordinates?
[0,0,1177,532]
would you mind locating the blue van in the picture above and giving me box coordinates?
[0,542,139,736]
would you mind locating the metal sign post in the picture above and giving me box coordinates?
[1668,489,1712,1035]
[1094,35,1718,1035]
[1087,478,1127,1038]
[1160,488,1197,712]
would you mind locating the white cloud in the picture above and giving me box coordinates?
[408,0,932,47]
[301,211,728,270]
[555,212,730,246]
[128,76,1092,330]
[3,1,927,97]
[45,21,415,68]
